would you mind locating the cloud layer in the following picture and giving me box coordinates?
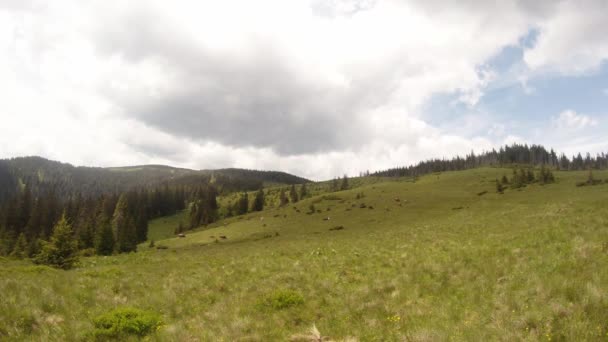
[1,0,608,180]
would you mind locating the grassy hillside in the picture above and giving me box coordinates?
[1,168,608,340]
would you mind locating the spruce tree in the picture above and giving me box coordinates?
[9,232,28,259]
[495,179,504,194]
[252,189,265,212]
[94,210,114,256]
[238,193,249,215]
[279,189,288,207]
[289,185,299,203]
[300,183,308,199]
[34,214,79,269]
[113,194,137,253]
[340,175,349,190]
[331,178,339,192]
[501,175,509,185]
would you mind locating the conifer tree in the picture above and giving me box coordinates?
[340,175,349,190]
[189,202,202,228]
[501,175,509,185]
[289,184,299,203]
[9,232,27,259]
[300,183,308,199]
[34,213,79,269]
[526,169,535,183]
[252,188,265,212]
[113,194,137,253]
[94,210,114,256]
[237,193,249,215]
[331,178,339,192]
[495,179,504,194]
[279,188,288,207]
[26,238,40,258]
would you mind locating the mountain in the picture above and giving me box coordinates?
[0,156,309,201]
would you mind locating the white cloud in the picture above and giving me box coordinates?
[1,1,607,180]
[524,1,608,75]
[552,110,598,130]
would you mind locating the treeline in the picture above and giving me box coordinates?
[0,184,187,259]
[373,143,608,177]
[0,156,310,207]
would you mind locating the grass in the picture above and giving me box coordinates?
[147,210,188,242]
[1,168,608,340]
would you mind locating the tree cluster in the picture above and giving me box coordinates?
[497,166,555,192]
[189,185,219,228]
[373,143,608,178]
[0,183,187,259]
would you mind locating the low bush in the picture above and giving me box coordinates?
[258,289,304,310]
[91,307,162,339]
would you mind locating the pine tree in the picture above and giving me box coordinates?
[289,184,299,203]
[330,178,339,192]
[495,179,504,194]
[526,169,535,183]
[340,175,349,190]
[279,188,288,207]
[113,194,137,253]
[300,183,308,199]
[94,210,114,256]
[501,175,509,184]
[252,189,265,212]
[237,193,249,215]
[34,213,79,269]
[9,232,28,259]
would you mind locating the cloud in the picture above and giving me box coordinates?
[1,1,608,179]
[523,1,608,75]
[552,110,598,130]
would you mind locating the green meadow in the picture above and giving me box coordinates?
[1,168,608,341]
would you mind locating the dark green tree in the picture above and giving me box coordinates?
[330,178,339,192]
[9,232,27,259]
[34,213,79,269]
[495,179,504,194]
[252,189,265,212]
[300,183,308,199]
[113,194,137,253]
[237,193,249,215]
[501,175,509,184]
[94,210,114,256]
[340,175,349,190]
[289,184,299,203]
[279,188,288,207]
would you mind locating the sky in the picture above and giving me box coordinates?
[1,0,608,181]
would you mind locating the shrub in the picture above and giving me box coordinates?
[259,289,304,310]
[91,307,162,339]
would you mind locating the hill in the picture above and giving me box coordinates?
[0,156,309,201]
[1,167,607,340]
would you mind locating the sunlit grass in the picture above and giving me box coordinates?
[1,168,608,340]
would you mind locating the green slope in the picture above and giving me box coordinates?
[2,168,608,340]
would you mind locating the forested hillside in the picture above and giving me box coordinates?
[373,143,608,177]
[0,156,309,202]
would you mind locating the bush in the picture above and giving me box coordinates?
[259,289,304,310]
[91,307,162,339]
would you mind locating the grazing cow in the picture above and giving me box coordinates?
[323,217,330,221]
[220,235,227,239]
[178,233,186,238]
